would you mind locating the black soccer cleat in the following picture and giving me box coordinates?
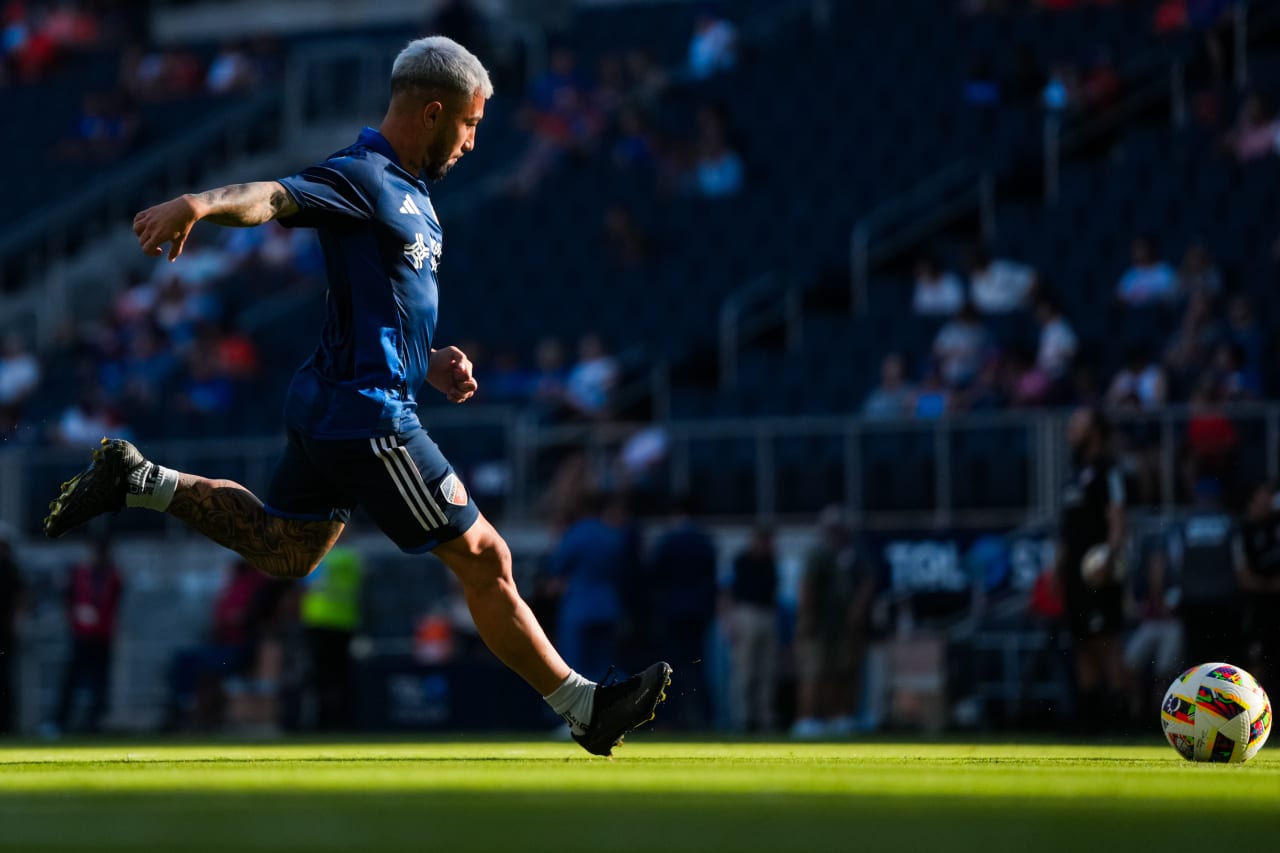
[44,437,148,538]
[573,661,672,757]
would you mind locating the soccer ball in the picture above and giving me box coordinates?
[1160,662,1271,763]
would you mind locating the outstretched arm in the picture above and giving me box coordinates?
[133,181,299,262]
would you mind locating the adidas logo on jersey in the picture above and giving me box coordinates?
[399,194,422,216]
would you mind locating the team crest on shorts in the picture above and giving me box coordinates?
[440,473,468,506]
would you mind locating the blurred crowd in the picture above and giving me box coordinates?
[880,234,1270,417]
[863,228,1272,506]
[3,224,311,447]
[0,4,750,444]
[0,0,135,86]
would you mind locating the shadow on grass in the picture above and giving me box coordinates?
[0,789,1275,853]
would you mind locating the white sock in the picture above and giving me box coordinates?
[543,670,596,735]
[124,462,179,512]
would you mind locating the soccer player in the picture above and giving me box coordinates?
[43,36,670,755]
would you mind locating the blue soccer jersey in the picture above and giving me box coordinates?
[276,127,443,439]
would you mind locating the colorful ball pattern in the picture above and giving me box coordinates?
[1161,662,1271,763]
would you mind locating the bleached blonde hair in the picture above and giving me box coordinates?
[391,36,493,100]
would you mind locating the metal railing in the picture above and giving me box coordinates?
[718,273,804,388]
[849,166,996,314]
[6,404,1278,534]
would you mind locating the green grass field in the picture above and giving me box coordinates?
[1,738,1277,851]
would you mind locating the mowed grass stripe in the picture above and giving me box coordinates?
[0,742,1277,852]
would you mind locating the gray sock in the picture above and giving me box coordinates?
[543,670,596,735]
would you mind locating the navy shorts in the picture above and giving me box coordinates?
[264,427,481,554]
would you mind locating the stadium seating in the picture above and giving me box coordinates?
[12,0,1277,520]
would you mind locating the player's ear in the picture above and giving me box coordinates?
[422,100,443,129]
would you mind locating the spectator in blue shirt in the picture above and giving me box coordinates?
[547,492,632,683]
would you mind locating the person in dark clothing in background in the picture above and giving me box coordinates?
[547,492,631,684]
[725,524,778,733]
[649,495,718,728]
[1173,476,1243,667]
[1056,407,1128,729]
[0,528,25,733]
[1237,481,1280,687]
[166,558,266,731]
[792,506,876,738]
[50,538,123,735]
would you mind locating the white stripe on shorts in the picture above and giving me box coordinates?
[370,437,445,530]
[392,442,451,525]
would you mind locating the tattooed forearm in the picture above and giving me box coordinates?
[193,181,298,227]
[167,474,344,579]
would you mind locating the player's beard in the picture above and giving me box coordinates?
[423,137,457,182]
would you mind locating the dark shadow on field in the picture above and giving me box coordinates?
[0,790,1276,853]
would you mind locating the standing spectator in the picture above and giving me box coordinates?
[1116,235,1178,306]
[648,495,718,729]
[1238,482,1280,687]
[1106,347,1167,502]
[1176,242,1222,302]
[967,247,1037,314]
[724,525,778,733]
[0,332,40,427]
[861,352,915,419]
[912,255,964,316]
[0,527,24,734]
[1212,342,1259,401]
[565,333,619,419]
[1225,294,1265,385]
[547,493,630,687]
[225,577,296,733]
[165,558,265,731]
[691,104,744,198]
[1184,374,1238,497]
[49,539,123,736]
[1173,478,1244,666]
[1164,291,1223,391]
[932,302,991,389]
[1055,408,1128,733]
[1034,294,1078,382]
[792,507,875,738]
[1123,536,1183,723]
[300,546,365,731]
[687,11,737,80]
